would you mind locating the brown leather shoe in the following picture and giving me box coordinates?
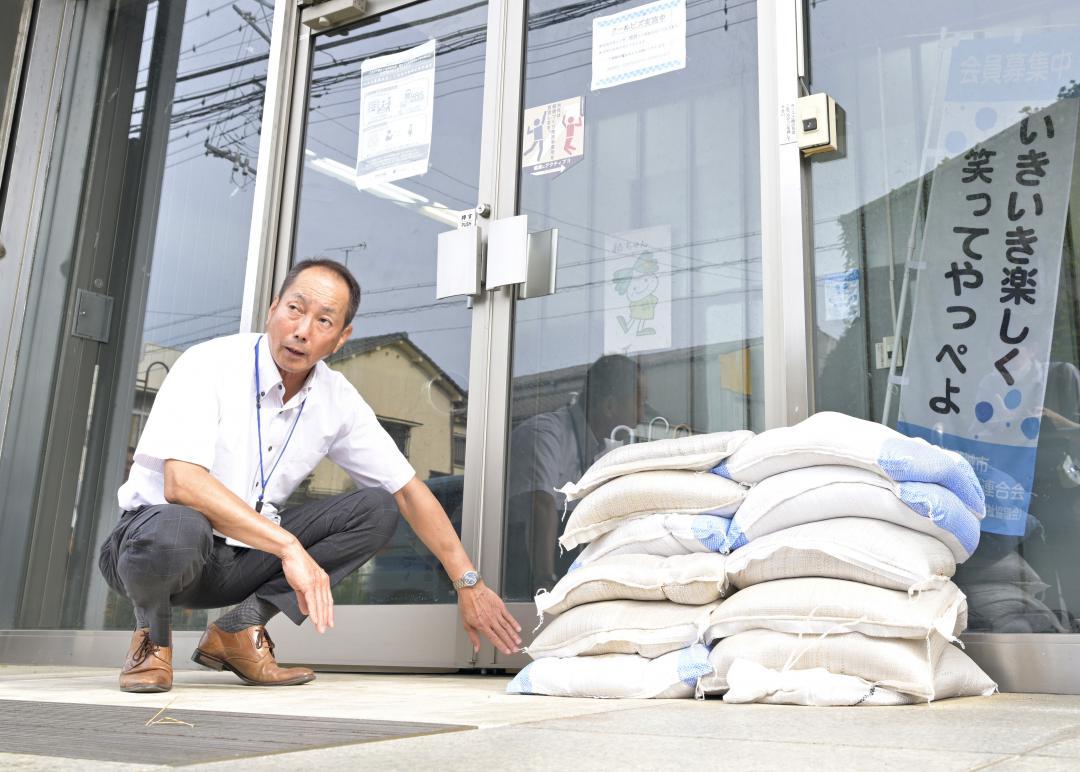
[192,623,315,686]
[119,628,172,693]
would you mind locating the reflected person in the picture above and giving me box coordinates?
[505,355,644,596]
[98,258,521,693]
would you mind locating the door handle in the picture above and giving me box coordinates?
[519,228,557,299]
[435,224,481,299]
[434,202,497,299]
[485,215,558,299]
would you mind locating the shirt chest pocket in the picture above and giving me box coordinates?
[261,416,336,498]
[279,442,331,477]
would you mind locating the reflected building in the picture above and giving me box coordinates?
[305,332,467,502]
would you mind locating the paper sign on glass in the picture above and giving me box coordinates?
[356,39,436,190]
[591,0,686,91]
[521,96,585,177]
[603,225,672,355]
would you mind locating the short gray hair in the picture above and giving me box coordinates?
[277,258,361,325]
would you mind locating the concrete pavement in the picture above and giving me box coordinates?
[1,665,1079,770]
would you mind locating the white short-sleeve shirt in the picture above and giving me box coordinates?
[505,403,600,504]
[118,333,416,512]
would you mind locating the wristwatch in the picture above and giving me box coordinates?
[452,570,481,590]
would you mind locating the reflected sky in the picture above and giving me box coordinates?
[139,0,271,352]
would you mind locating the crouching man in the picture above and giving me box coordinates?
[98,259,520,692]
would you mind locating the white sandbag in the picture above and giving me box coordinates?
[722,645,996,705]
[703,578,967,642]
[570,514,730,571]
[724,518,955,593]
[698,629,954,701]
[721,658,914,706]
[536,553,728,618]
[528,599,719,659]
[506,644,713,698]
[961,582,1068,633]
[712,411,985,519]
[559,471,746,551]
[723,465,980,562]
[930,643,1000,699]
[558,430,754,502]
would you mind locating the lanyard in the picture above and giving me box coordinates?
[254,336,306,513]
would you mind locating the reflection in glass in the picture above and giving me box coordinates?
[503,0,762,600]
[87,0,272,632]
[809,0,1080,632]
[290,1,488,605]
[0,0,31,194]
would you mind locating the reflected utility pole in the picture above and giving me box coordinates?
[232,4,271,44]
[325,242,368,271]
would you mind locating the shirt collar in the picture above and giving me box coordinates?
[256,335,318,406]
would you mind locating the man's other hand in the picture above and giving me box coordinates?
[458,582,522,655]
[280,543,334,633]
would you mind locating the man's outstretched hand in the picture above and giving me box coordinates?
[458,582,522,655]
[280,542,334,633]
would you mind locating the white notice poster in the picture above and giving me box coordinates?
[356,39,436,190]
[591,0,686,91]
[604,226,672,355]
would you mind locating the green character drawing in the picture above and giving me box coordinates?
[613,251,659,336]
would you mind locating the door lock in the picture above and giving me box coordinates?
[474,203,491,218]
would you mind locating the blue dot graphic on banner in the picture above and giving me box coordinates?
[945,131,968,155]
[944,108,1001,155]
[974,107,998,131]
[1005,389,1022,409]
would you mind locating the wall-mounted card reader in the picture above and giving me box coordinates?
[797,92,844,157]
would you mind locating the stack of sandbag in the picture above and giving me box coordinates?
[697,411,998,704]
[507,431,753,698]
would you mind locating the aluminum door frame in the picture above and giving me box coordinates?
[0,0,85,627]
[244,0,526,669]
[0,0,35,210]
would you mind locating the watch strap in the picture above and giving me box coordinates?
[452,571,480,590]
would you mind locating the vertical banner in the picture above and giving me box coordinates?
[898,98,1079,536]
[356,39,436,190]
[936,32,1076,163]
[604,226,672,355]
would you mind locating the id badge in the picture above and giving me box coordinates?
[226,502,281,548]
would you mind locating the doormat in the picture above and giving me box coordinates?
[0,699,474,765]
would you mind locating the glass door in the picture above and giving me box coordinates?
[268,0,766,669]
[265,0,507,667]
[495,0,764,663]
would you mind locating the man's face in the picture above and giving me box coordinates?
[265,267,353,378]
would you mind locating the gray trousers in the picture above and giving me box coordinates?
[98,488,400,645]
